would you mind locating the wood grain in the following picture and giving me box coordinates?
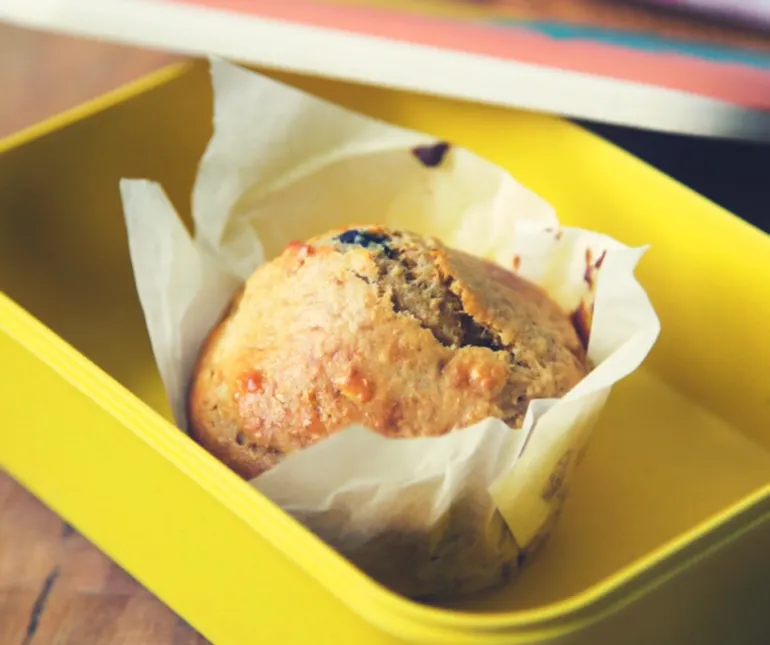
[0,471,210,645]
[0,24,181,138]
[0,24,205,645]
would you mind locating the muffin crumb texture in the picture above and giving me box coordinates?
[188,225,589,480]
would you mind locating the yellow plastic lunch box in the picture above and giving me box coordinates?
[1,60,769,644]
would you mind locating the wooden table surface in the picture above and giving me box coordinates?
[0,24,209,645]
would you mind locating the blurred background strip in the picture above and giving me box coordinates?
[3,0,770,139]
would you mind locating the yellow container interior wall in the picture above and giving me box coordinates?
[1,59,769,633]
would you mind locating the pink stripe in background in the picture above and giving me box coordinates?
[168,0,770,109]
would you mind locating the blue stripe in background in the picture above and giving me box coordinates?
[487,21,770,69]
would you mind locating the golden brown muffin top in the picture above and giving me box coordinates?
[188,226,589,479]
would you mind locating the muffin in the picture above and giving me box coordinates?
[189,225,589,479]
[187,225,589,597]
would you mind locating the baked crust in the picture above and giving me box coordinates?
[188,226,588,480]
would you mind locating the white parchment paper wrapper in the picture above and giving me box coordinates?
[121,60,660,597]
